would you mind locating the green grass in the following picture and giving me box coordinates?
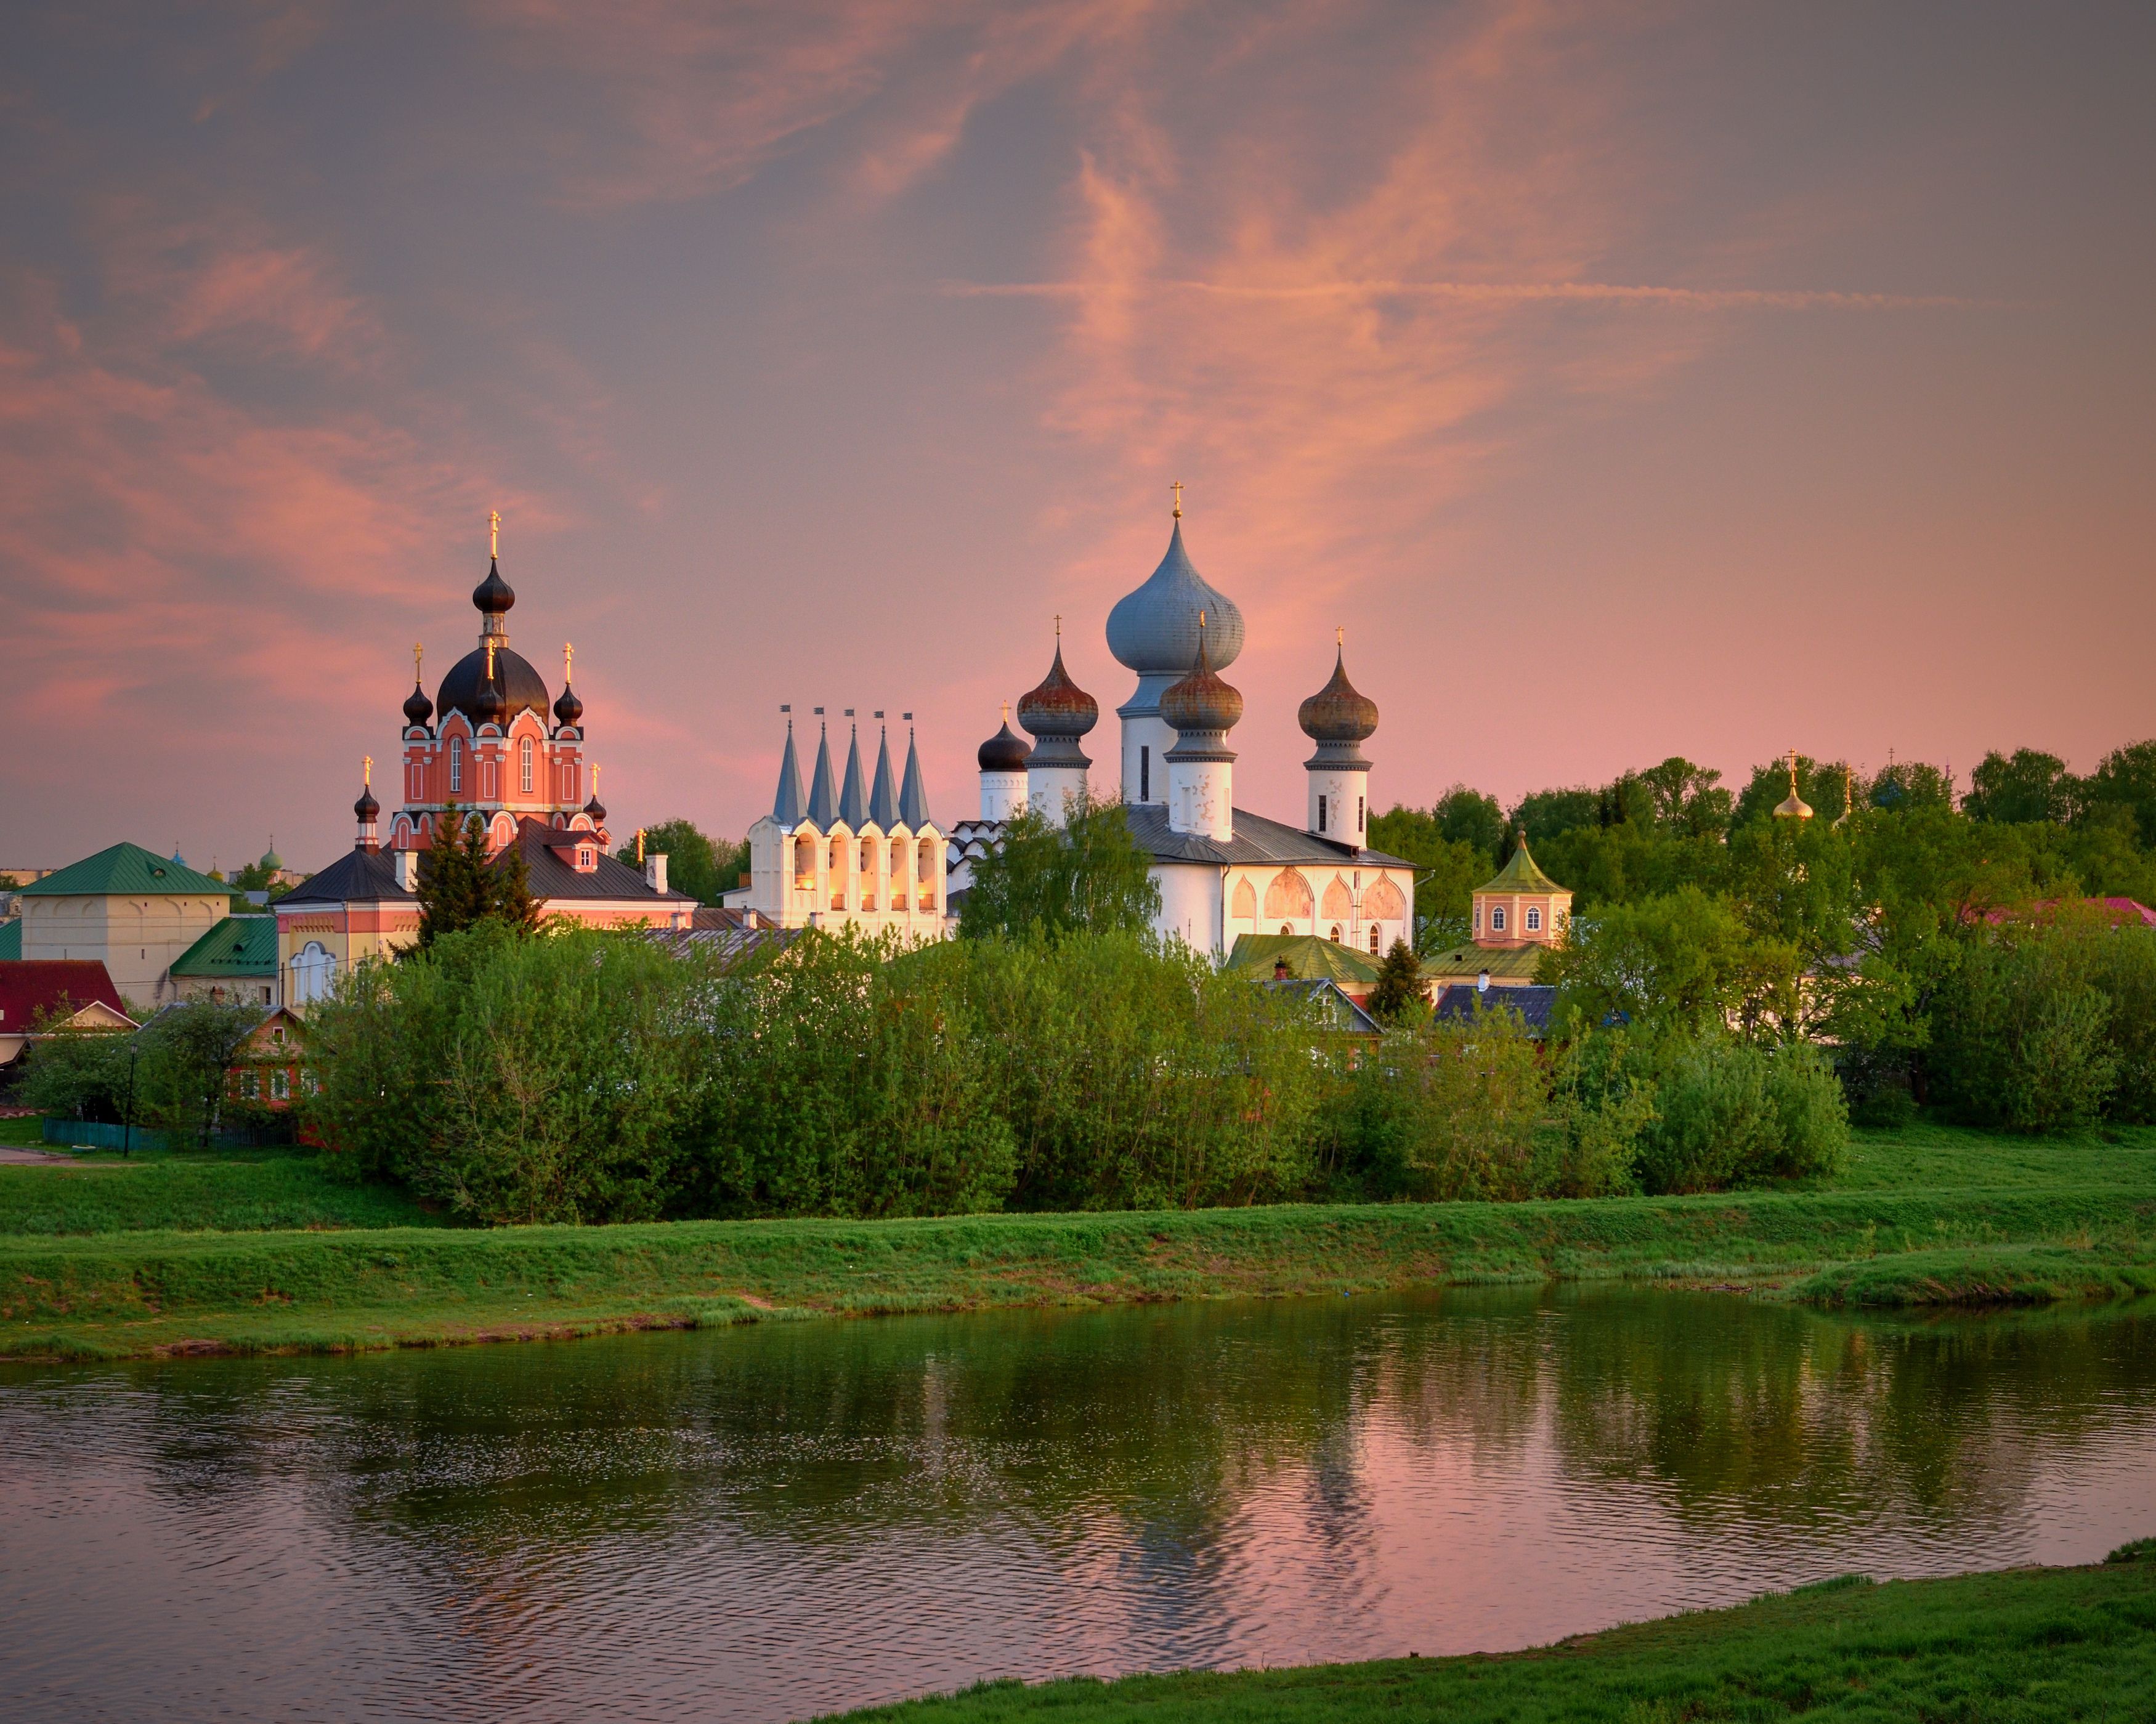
[0,1152,437,1236]
[0,1112,47,1147]
[2,1114,2154,1361]
[819,1558,2156,1723]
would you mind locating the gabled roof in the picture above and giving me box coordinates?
[1422,942,1547,981]
[278,846,412,907]
[1125,803,1411,869]
[1225,932,1382,985]
[1433,983,1557,1036]
[0,960,131,1028]
[0,920,18,961]
[1473,839,1566,896]
[19,841,227,899]
[1261,976,1382,1036]
[171,915,278,977]
[507,817,694,903]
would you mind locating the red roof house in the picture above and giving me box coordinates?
[0,960,136,1066]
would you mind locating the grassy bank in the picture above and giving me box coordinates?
[1,1120,2150,1361]
[824,1555,2156,1723]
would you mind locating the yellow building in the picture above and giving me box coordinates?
[1421,838,1574,991]
[13,843,232,1013]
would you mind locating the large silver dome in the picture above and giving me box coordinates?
[1105,520,1245,676]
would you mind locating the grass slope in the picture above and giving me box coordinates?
[822,1560,2156,1723]
[0,1154,437,1236]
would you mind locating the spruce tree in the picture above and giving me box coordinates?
[1367,938,1427,1025]
[416,807,501,947]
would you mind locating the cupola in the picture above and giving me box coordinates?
[977,711,1032,774]
[1300,631,1378,846]
[553,642,582,729]
[1019,629,1096,826]
[1159,617,1243,742]
[1297,638,1379,749]
[1772,749,1815,820]
[403,644,434,729]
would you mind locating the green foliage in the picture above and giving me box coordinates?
[1430,784,1506,859]
[2082,738,2156,848]
[19,1001,264,1144]
[1966,748,2075,825]
[613,819,747,904]
[1633,756,1734,836]
[1632,1035,1848,1194]
[1542,886,1796,1036]
[1512,785,1599,846]
[1368,806,1485,950]
[1365,939,1425,1024]
[957,800,1162,941]
[415,807,536,947]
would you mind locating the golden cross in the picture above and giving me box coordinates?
[413,642,423,678]
[1336,625,1343,648]
[488,510,500,558]
[1170,479,1184,518]
[363,755,372,787]
[1001,700,1010,722]
[1786,747,1799,791]
[485,638,497,682]
[563,641,573,681]
[636,827,646,864]
[592,763,601,792]
[1054,612,1061,641]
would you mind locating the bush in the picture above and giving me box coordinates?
[1633,1035,1847,1194]
[1927,920,2122,1131]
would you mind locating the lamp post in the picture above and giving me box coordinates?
[121,1032,141,1158]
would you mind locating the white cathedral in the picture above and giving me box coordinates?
[735,498,1416,958]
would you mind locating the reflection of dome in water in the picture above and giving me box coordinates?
[1105,520,1244,676]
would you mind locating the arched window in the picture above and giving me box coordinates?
[918,838,937,910]
[1526,906,1542,933]
[519,736,534,795]
[793,835,816,883]
[1490,906,1506,933]
[1328,925,1342,943]
[290,941,334,1006]
[1369,926,1382,954]
[448,736,463,793]
[859,838,877,910]
[890,840,906,883]
[1279,923,1293,936]
[830,838,848,910]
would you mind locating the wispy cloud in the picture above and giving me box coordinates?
[945,277,2009,310]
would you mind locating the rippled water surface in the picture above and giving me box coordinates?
[6,1287,2156,1722]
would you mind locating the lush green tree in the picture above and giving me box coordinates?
[415,807,537,947]
[1632,1035,1847,1194]
[1634,756,1734,836]
[1513,785,1600,846]
[613,818,744,905]
[2080,739,2156,848]
[1368,806,1486,950]
[19,1000,262,1143]
[1965,748,2075,825]
[1732,754,1853,826]
[1366,939,1426,1024]
[958,800,1162,941]
[1927,923,2117,1131]
[1542,886,1797,1037]
[1432,784,1506,859]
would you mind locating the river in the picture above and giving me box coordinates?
[4,1287,2154,1722]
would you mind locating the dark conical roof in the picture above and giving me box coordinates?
[1297,644,1379,744]
[472,556,515,617]
[898,727,933,829]
[838,723,869,827]
[869,726,899,828]
[1160,625,1242,736]
[978,715,1031,772]
[806,722,839,827]
[1017,644,1098,740]
[771,719,805,825]
[403,679,434,728]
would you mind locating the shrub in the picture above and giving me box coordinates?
[1927,921,2120,1131]
[1633,1035,1847,1194]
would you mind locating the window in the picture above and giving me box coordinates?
[449,736,463,793]
[1280,923,1293,936]
[240,1070,259,1099]
[272,1026,285,1045]
[1526,906,1542,932]
[1140,745,1149,802]
[795,835,816,883]
[918,838,937,910]
[270,1069,290,1101]
[519,736,534,795]
[1328,925,1342,942]
[1358,796,1364,833]
[860,839,877,910]
[1316,795,1327,833]
[1490,907,1506,932]
[1370,926,1382,953]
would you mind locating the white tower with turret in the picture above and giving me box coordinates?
[1016,626,1098,828]
[1298,631,1379,848]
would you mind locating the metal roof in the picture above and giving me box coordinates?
[1433,983,1557,1036]
[1262,976,1382,1036]
[898,729,934,829]
[278,845,411,906]
[1225,932,1382,985]
[838,725,869,828]
[772,721,806,825]
[0,959,130,1026]
[19,841,228,899]
[1422,943,1547,981]
[806,724,838,828]
[0,920,17,961]
[867,727,899,828]
[1473,839,1567,896]
[170,915,278,977]
[1105,520,1246,677]
[508,819,693,903]
[1125,803,1411,869]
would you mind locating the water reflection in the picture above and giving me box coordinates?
[3,1289,2153,1723]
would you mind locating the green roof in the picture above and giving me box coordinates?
[1225,933,1382,985]
[1473,838,1566,897]
[19,842,229,899]
[0,919,18,960]
[170,915,278,978]
[1422,942,1549,981]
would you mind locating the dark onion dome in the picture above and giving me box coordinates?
[472,657,509,729]
[1159,625,1243,737]
[977,713,1031,772]
[583,789,607,824]
[1297,644,1379,745]
[1106,519,1245,675]
[437,644,548,727]
[472,556,516,618]
[403,678,434,728]
[1016,643,1099,739]
[553,681,583,729]
[354,781,380,822]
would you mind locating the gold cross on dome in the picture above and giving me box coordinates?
[413,642,423,678]
[488,510,501,558]
[485,638,497,678]
[564,641,573,681]
[1170,479,1184,518]
[363,755,372,787]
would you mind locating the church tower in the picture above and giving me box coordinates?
[1104,485,1243,806]
[1017,626,1098,827]
[1161,615,1241,841]
[976,705,1031,820]
[1298,632,1379,848]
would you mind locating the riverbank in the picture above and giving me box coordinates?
[4,1177,2152,1359]
[823,1553,2156,1722]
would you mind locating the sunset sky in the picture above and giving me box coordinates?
[5,1,2152,871]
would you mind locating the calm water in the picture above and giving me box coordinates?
[5,1287,2155,1722]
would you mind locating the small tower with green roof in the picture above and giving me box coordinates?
[1469,838,1571,949]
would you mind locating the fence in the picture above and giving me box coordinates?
[41,1118,295,1153]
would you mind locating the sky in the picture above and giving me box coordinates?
[4,0,2152,872]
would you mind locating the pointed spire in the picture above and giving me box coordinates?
[898,713,933,829]
[868,715,899,828]
[805,710,838,828]
[837,711,868,827]
[771,707,804,825]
